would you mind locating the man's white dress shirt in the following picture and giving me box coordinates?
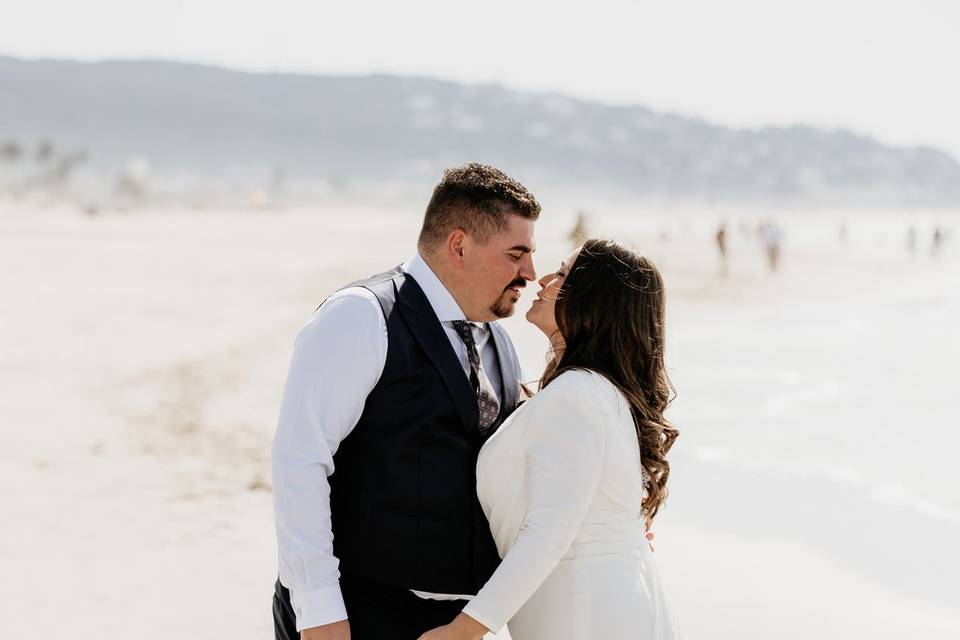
[272,254,506,631]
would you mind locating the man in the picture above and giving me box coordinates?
[272,163,540,640]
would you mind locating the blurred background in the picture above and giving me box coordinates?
[1,1,958,638]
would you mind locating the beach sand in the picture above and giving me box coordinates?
[1,202,958,638]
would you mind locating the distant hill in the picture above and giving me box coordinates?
[2,56,959,204]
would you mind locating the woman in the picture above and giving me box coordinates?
[419,239,680,640]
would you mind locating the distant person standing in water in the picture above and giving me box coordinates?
[907,226,917,258]
[931,227,944,257]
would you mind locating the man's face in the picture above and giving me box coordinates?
[461,213,536,321]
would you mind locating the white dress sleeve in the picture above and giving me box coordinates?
[463,370,611,632]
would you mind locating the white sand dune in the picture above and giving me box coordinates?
[1,203,958,638]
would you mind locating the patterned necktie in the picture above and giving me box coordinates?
[451,320,501,434]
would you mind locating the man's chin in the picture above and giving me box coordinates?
[491,297,517,319]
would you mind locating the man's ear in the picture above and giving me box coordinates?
[447,229,467,264]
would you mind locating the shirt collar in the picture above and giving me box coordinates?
[402,253,468,323]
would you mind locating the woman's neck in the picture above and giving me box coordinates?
[549,333,565,356]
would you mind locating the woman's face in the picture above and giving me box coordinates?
[526,246,581,338]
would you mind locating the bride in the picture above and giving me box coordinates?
[419,238,680,640]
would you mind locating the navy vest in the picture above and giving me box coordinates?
[328,267,521,594]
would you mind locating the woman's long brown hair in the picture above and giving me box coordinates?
[541,238,678,522]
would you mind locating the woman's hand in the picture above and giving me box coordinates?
[417,612,489,640]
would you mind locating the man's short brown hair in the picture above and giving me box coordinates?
[417,163,541,251]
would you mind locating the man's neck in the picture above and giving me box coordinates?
[420,252,476,321]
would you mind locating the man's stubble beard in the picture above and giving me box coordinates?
[489,292,517,319]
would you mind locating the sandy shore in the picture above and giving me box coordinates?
[1,203,958,638]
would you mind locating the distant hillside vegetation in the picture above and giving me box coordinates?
[2,56,958,204]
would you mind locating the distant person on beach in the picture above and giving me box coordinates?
[761,222,783,272]
[907,226,917,257]
[715,222,728,276]
[271,165,677,640]
[931,226,944,256]
[567,210,589,248]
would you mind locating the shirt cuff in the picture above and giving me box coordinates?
[289,583,348,632]
[460,601,502,635]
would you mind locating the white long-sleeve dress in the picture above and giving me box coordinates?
[462,369,680,640]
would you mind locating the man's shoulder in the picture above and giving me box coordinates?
[291,287,387,354]
[342,266,405,294]
[327,285,381,305]
[303,287,384,336]
[318,266,406,315]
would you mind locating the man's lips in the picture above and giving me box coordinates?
[505,282,526,296]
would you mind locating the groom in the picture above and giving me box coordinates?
[272,163,540,640]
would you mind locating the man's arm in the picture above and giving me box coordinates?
[272,289,386,634]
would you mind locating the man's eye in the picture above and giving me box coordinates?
[508,253,522,260]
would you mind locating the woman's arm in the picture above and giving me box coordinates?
[460,370,609,634]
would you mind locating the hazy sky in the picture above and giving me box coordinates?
[3,0,960,156]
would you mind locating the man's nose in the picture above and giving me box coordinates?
[519,254,536,281]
